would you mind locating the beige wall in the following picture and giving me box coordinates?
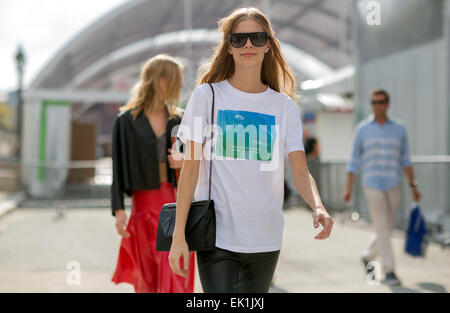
[316,111,355,161]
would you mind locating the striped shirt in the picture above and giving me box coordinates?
[347,114,412,190]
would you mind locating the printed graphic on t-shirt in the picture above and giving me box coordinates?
[216,109,276,161]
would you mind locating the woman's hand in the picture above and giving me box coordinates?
[168,234,190,278]
[167,148,184,169]
[115,209,131,238]
[411,186,421,202]
[312,206,334,240]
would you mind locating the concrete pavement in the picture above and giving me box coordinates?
[0,191,24,219]
[278,207,449,293]
[0,205,448,293]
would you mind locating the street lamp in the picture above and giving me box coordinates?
[15,43,25,160]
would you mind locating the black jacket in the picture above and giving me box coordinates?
[111,109,184,216]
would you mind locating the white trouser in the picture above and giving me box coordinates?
[362,184,401,274]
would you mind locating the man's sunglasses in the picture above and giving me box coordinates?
[371,100,387,105]
[228,32,269,48]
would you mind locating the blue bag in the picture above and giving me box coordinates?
[405,202,427,257]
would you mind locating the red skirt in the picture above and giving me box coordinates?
[111,182,195,293]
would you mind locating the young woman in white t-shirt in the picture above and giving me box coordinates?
[169,6,334,293]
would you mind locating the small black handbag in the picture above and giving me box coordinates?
[156,83,216,252]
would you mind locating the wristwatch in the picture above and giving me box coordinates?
[409,179,419,187]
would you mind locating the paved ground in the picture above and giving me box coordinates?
[0,191,24,218]
[0,206,448,293]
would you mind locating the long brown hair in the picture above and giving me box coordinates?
[198,6,298,104]
[120,53,183,119]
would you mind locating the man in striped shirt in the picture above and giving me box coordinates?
[344,89,421,286]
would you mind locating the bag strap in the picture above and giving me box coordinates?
[207,83,215,200]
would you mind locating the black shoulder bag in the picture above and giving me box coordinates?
[156,83,216,252]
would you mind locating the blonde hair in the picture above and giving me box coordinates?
[120,53,183,119]
[198,6,298,104]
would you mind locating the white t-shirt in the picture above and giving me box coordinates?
[176,79,304,253]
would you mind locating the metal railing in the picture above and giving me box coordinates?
[294,155,450,247]
[2,155,449,246]
[0,158,120,208]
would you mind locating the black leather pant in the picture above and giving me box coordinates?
[196,247,280,293]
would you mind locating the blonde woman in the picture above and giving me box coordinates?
[169,7,334,293]
[110,54,195,293]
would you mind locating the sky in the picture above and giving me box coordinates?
[0,0,128,94]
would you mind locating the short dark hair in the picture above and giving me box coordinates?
[304,137,317,156]
[371,88,390,103]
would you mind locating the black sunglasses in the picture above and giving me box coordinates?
[228,32,269,48]
[371,100,388,105]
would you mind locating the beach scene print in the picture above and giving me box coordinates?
[215,109,276,161]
